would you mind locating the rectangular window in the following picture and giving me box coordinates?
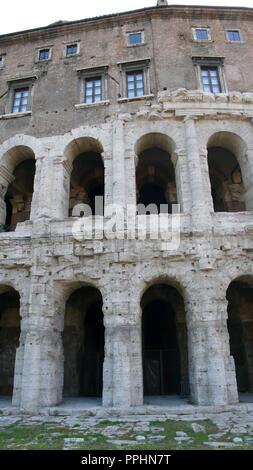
[126,70,144,98]
[128,32,143,45]
[194,28,209,41]
[84,77,102,104]
[66,44,78,56]
[201,67,221,93]
[12,88,29,113]
[38,48,50,61]
[0,55,4,67]
[227,30,241,42]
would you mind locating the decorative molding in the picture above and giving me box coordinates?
[117,89,253,123]
[158,88,253,105]
[74,100,110,109]
[0,111,32,120]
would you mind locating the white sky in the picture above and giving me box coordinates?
[1,0,252,35]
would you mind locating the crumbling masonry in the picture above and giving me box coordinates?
[0,4,253,412]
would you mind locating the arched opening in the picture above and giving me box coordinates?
[63,286,104,398]
[0,286,20,396]
[141,283,189,398]
[207,133,246,212]
[5,159,35,230]
[135,134,177,214]
[66,138,104,216]
[0,146,36,231]
[227,277,253,395]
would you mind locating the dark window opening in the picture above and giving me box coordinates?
[208,147,246,212]
[136,147,177,214]
[0,289,20,396]
[227,280,253,393]
[141,284,189,397]
[63,287,104,398]
[4,159,35,231]
[69,151,104,216]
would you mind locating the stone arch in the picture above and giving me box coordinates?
[0,284,21,397]
[64,136,104,164]
[207,131,249,211]
[0,143,36,231]
[134,133,178,213]
[226,275,253,395]
[63,137,105,217]
[140,276,189,399]
[62,282,104,400]
[0,134,44,166]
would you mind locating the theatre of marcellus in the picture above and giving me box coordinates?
[0,1,253,413]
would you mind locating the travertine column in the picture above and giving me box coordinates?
[51,159,72,219]
[12,290,30,406]
[112,120,126,210]
[0,165,14,227]
[19,279,63,412]
[103,302,142,407]
[171,149,191,213]
[184,117,212,231]
[241,145,253,210]
[30,157,44,219]
[186,283,238,405]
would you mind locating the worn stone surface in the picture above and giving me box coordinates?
[0,4,253,415]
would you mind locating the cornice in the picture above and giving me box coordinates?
[0,6,253,44]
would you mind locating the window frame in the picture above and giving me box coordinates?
[65,42,80,57]
[193,56,227,94]
[36,46,52,63]
[6,76,37,115]
[0,54,6,68]
[76,65,109,106]
[200,66,222,94]
[84,76,103,104]
[126,70,144,98]
[117,59,151,101]
[226,29,242,43]
[127,31,144,46]
[12,87,30,114]
[192,27,211,42]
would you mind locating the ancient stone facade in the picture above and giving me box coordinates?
[0,4,253,413]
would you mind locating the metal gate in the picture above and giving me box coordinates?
[143,349,181,395]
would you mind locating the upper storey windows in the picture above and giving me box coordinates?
[37,48,52,61]
[193,27,211,42]
[64,41,81,57]
[128,32,143,46]
[200,67,221,94]
[12,88,30,113]
[84,77,102,104]
[126,70,144,98]
[226,30,242,42]
[117,59,152,102]
[66,43,78,56]
[193,57,226,94]
[0,54,5,67]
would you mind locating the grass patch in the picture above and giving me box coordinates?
[0,418,252,450]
